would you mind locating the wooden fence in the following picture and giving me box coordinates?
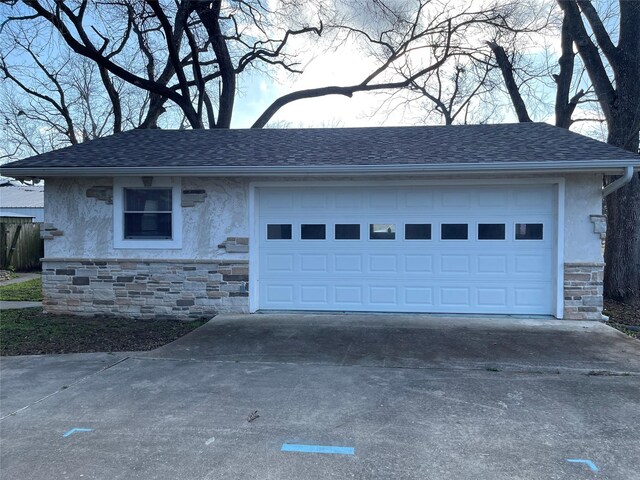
[0,221,44,271]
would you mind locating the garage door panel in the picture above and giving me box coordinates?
[477,288,508,307]
[441,287,471,306]
[369,191,398,208]
[405,255,433,273]
[515,287,549,306]
[300,285,328,304]
[515,255,548,274]
[477,255,508,274]
[514,186,553,209]
[263,191,294,209]
[334,191,363,208]
[300,192,327,208]
[369,286,398,305]
[257,185,555,315]
[477,190,508,207]
[300,254,328,272]
[335,255,363,272]
[440,255,471,274]
[335,286,363,304]
[266,254,294,272]
[266,285,294,304]
[405,287,434,306]
[369,255,397,272]
[405,190,433,207]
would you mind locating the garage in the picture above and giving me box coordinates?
[254,183,558,315]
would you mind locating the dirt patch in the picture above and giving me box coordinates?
[604,298,640,339]
[0,308,209,356]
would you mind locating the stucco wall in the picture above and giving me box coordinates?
[562,173,603,263]
[44,177,249,260]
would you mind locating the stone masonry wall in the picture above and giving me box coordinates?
[42,259,249,319]
[564,262,604,320]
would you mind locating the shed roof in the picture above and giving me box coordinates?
[1,123,638,177]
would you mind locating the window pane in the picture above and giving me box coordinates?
[370,224,396,240]
[335,224,360,240]
[405,224,431,240]
[515,223,543,240]
[441,224,468,240]
[478,223,505,240]
[267,224,292,240]
[124,213,172,239]
[301,224,326,240]
[125,188,171,211]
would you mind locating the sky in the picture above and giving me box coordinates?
[228,19,430,130]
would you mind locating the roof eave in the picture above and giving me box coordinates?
[1,160,639,179]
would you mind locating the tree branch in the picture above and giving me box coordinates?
[486,41,532,122]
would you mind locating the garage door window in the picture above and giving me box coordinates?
[515,223,543,240]
[267,224,292,240]
[478,223,505,240]
[441,223,468,240]
[370,224,396,240]
[335,224,360,240]
[301,224,326,240]
[405,224,431,240]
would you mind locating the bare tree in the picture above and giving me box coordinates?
[486,0,640,300]
[255,0,544,127]
[558,0,640,301]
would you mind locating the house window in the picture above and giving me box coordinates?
[124,188,172,239]
[114,177,182,249]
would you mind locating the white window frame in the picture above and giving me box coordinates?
[113,177,182,249]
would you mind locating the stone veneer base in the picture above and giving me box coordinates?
[42,259,605,321]
[563,262,605,321]
[42,258,249,319]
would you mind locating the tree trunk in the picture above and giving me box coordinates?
[604,124,640,301]
[604,175,640,301]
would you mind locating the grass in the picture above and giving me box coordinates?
[0,308,208,356]
[0,277,43,301]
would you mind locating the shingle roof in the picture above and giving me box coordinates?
[0,182,44,208]
[1,123,638,174]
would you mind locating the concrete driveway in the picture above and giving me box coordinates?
[1,314,639,479]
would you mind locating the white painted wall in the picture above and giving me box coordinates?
[44,173,603,264]
[563,173,603,263]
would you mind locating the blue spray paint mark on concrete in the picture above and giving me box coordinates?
[281,443,354,455]
[63,428,93,437]
[566,459,599,472]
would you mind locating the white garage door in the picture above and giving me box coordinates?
[255,184,556,315]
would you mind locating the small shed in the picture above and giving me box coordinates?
[0,180,44,223]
